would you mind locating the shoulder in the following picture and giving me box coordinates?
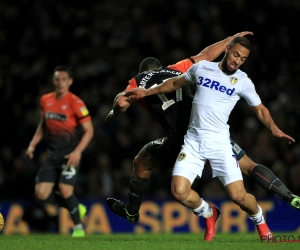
[194,60,215,69]
[41,92,54,99]
[198,60,213,65]
[235,69,249,79]
[126,76,138,90]
[40,92,55,103]
[159,67,182,75]
[188,60,214,73]
[167,58,194,73]
[229,70,250,85]
[200,60,210,64]
[68,92,84,103]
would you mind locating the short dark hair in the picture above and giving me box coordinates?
[139,57,161,72]
[228,37,251,51]
[54,65,73,78]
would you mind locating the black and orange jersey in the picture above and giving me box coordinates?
[126,58,195,148]
[40,91,91,155]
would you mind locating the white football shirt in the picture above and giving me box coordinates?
[184,60,261,140]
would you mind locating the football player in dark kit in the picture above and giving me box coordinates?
[105,32,300,235]
[26,66,94,237]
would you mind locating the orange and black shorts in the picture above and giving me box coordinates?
[36,155,80,186]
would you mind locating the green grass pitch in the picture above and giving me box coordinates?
[0,233,299,250]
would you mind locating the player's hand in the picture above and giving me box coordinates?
[125,88,148,99]
[233,31,253,37]
[26,146,35,159]
[272,129,295,144]
[64,151,81,168]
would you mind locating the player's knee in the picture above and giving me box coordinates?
[35,189,50,201]
[133,154,153,177]
[171,185,189,203]
[58,184,73,198]
[238,156,256,176]
[240,164,255,176]
[133,155,143,170]
[35,184,52,201]
[229,191,246,206]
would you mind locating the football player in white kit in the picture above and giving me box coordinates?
[126,37,295,242]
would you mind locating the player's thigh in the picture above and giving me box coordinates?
[223,179,246,201]
[35,182,55,199]
[208,140,242,178]
[135,144,159,171]
[173,138,206,184]
[58,183,74,197]
[238,154,257,176]
[171,173,194,197]
[36,157,61,184]
[145,137,181,169]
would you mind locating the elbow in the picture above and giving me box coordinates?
[172,85,180,91]
[89,127,94,139]
[90,130,94,139]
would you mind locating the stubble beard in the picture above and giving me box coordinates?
[220,55,237,75]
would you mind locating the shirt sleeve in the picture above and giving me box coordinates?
[241,78,262,106]
[184,63,199,84]
[167,58,194,73]
[73,98,91,124]
[125,77,138,90]
[125,77,147,108]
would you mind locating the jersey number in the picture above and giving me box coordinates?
[151,82,182,110]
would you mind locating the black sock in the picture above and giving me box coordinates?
[127,174,150,214]
[45,192,67,208]
[251,164,290,199]
[64,195,81,225]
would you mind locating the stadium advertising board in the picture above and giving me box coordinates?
[0,199,299,235]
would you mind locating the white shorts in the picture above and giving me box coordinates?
[173,137,243,186]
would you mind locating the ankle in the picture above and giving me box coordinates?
[126,206,139,215]
[74,224,83,230]
[126,202,140,214]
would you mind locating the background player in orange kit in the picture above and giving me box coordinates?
[26,65,94,237]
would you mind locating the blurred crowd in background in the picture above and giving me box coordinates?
[0,0,300,203]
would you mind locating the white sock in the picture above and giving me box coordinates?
[193,199,213,218]
[73,224,83,230]
[249,205,265,225]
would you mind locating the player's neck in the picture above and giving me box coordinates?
[55,91,69,100]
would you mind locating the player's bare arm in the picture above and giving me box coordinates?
[26,117,45,159]
[65,119,94,167]
[127,74,190,99]
[251,103,295,144]
[192,31,253,63]
[105,92,135,121]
